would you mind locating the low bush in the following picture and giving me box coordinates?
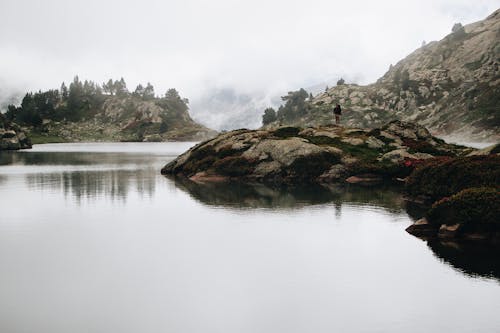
[406,155,500,200]
[427,187,500,231]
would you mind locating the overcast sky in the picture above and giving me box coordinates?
[0,0,498,100]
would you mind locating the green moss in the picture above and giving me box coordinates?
[406,155,500,200]
[29,132,67,144]
[427,187,500,231]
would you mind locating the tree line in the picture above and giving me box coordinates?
[4,76,187,127]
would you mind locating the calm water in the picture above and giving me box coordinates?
[0,143,499,333]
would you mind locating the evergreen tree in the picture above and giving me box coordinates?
[143,82,155,100]
[262,107,277,125]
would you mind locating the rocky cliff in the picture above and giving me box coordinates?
[273,10,500,141]
[0,113,31,150]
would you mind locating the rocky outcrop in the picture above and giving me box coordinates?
[0,114,31,150]
[161,120,472,184]
[270,9,500,141]
[35,96,217,143]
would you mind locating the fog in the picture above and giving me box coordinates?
[0,0,498,129]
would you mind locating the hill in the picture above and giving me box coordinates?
[263,9,500,141]
[4,77,216,143]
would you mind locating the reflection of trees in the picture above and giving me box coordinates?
[168,176,407,212]
[26,168,157,203]
[428,240,500,282]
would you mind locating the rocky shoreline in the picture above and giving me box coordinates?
[0,114,32,151]
[162,120,499,242]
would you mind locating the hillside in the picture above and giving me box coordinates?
[4,78,216,143]
[264,9,500,141]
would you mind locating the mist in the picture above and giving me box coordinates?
[0,0,498,129]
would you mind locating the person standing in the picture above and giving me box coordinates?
[333,104,342,125]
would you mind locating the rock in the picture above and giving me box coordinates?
[380,149,434,163]
[0,115,32,151]
[406,217,439,238]
[346,174,383,184]
[366,136,385,149]
[341,137,365,146]
[162,121,471,184]
[467,143,500,156]
[318,164,347,182]
[242,138,323,167]
[438,223,462,239]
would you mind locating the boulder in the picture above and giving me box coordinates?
[162,121,471,184]
[406,218,439,237]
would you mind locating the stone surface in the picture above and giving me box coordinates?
[0,114,32,151]
[162,121,471,184]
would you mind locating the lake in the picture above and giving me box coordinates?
[0,142,499,333]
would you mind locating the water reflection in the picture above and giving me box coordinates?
[428,240,500,282]
[26,168,157,202]
[168,176,406,212]
[0,144,174,203]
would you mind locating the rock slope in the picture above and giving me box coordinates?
[0,113,31,150]
[162,121,472,184]
[273,9,500,141]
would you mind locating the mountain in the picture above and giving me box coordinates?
[266,9,500,141]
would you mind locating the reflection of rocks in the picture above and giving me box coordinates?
[27,168,157,202]
[428,240,500,281]
[168,176,406,211]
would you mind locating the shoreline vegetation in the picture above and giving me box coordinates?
[162,120,500,242]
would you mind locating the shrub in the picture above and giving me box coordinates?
[427,187,500,231]
[406,155,500,200]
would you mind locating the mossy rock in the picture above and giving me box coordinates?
[427,187,500,232]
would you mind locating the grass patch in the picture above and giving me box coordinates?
[29,132,68,144]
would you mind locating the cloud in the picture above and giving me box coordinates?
[0,0,498,126]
